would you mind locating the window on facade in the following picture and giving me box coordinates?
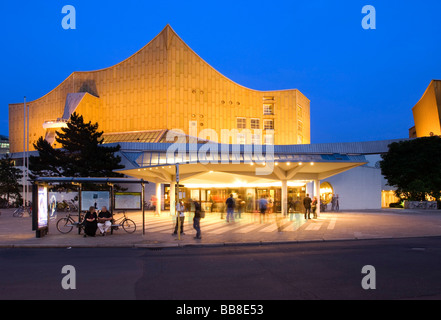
[263,104,274,115]
[250,118,260,129]
[297,105,303,118]
[264,133,274,145]
[298,120,303,133]
[236,133,246,144]
[252,134,261,145]
[264,119,274,130]
[236,117,246,129]
[297,134,303,144]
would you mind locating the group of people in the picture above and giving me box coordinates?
[172,199,202,239]
[302,194,318,220]
[82,206,113,237]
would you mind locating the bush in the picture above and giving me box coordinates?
[389,202,403,208]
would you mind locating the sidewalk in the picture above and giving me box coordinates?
[1,208,441,248]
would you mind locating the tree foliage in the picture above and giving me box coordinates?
[0,154,23,205]
[380,136,441,201]
[30,113,125,183]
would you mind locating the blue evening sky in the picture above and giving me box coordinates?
[1,0,440,144]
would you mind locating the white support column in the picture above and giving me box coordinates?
[281,180,288,215]
[314,179,321,217]
[170,181,176,217]
[156,183,162,215]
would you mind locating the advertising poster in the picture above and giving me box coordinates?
[81,191,110,211]
[115,192,141,210]
[38,186,48,228]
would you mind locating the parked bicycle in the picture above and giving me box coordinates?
[13,206,32,218]
[111,211,137,234]
[56,213,84,234]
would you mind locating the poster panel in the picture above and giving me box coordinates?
[81,191,110,211]
[115,192,141,210]
[38,186,48,228]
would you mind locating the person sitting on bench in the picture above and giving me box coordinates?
[97,206,113,236]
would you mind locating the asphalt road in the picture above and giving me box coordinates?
[1,237,441,302]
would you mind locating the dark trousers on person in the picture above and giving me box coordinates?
[173,216,185,234]
[193,217,201,239]
[304,207,311,219]
[312,207,317,219]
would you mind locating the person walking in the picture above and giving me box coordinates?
[225,194,236,223]
[193,199,202,239]
[259,195,268,223]
[236,196,244,219]
[173,200,186,236]
[303,194,312,220]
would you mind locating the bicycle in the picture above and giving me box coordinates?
[111,211,137,234]
[56,213,84,234]
[13,206,32,218]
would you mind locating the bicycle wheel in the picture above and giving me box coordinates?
[13,207,22,217]
[56,217,74,234]
[121,219,136,233]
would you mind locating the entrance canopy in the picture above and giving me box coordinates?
[115,143,368,185]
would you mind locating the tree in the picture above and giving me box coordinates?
[380,136,441,202]
[30,113,125,182]
[0,154,23,206]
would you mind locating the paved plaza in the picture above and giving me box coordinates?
[1,208,441,248]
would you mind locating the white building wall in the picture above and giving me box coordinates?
[324,165,382,210]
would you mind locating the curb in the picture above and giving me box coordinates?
[3,235,441,249]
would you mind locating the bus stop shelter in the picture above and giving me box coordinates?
[31,177,147,238]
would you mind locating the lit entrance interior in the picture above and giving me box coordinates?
[118,159,366,217]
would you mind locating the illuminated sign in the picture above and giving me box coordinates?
[38,186,48,228]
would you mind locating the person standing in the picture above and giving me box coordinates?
[193,199,202,239]
[236,196,245,219]
[225,194,236,223]
[331,195,336,211]
[173,200,186,235]
[303,194,312,220]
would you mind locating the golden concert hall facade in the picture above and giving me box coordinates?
[9,25,310,154]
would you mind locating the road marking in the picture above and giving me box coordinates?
[328,217,337,230]
[209,223,245,234]
[235,223,264,233]
[202,221,231,231]
[259,223,279,233]
[305,222,322,231]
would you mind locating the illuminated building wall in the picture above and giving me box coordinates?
[411,80,441,137]
[9,25,310,153]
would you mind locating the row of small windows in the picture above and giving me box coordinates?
[237,118,274,130]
